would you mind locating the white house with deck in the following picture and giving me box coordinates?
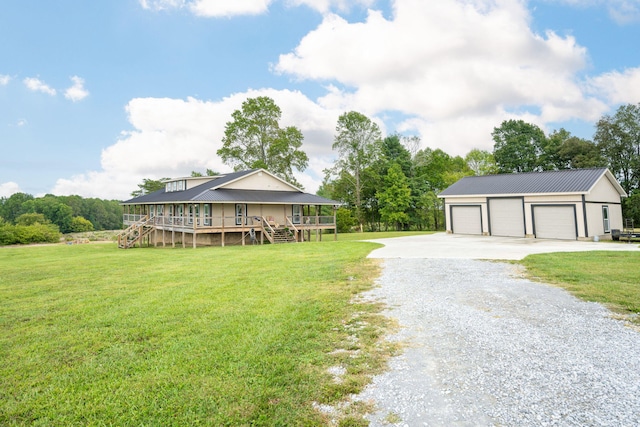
[119,169,340,248]
[438,168,626,241]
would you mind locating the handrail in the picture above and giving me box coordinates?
[260,216,275,244]
[285,216,299,234]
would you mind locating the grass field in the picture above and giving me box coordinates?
[0,238,404,426]
[521,251,640,318]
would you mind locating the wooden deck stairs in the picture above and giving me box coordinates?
[118,216,155,249]
[271,228,297,244]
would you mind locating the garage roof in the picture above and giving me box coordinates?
[438,168,626,197]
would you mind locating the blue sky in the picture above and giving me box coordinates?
[1,0,639,199]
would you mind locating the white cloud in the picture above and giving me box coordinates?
[274,0,608,154]
[586,67,640,104]
[190,0,273,17]
[23,77,56,96]
[0,182,22,198]
[547,0,640,24]
[138,0,274,17]
[52,89,342,199]
[139,0,186,11]
[64,76,89,102]
[16,119,28,127]
[286,0,375,14]
[0,74,10,85]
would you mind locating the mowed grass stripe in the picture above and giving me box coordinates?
[521,251,640,315]
[0,241,390,426]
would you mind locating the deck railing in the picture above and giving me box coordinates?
[124,214,335,230]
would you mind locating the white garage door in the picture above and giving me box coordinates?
[489,198,525,237]
[533,206,577,240]
[451,206,482,235]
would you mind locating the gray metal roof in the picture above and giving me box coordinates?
[121,169,339,205]
[192,189,339,205]
[438,168,625,197]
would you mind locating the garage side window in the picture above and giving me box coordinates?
[602,205,610,233]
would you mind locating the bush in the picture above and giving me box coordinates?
[336,207,357,233]
[15,213,48,226]
[70,216,94,232]
[0,223,61,245]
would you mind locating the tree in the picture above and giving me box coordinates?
[217,96,308,187]
[595,103,640,195]
[555,135,605,169]
[331,111,383,232]
[465,149,498,176]
[377,163,411,230]
[131,178,169,198]
[70,216,94,232]
[0,192,33,223]
[492,120,547,173]
[190,169,218,177]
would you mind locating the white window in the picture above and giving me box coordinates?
[292,204,301,224]
[157,205,164,216]
[150,205,155,217]
[187,205,194,224]
[602,205,610,233]
[235,204,246,226]
[204,204,211,226]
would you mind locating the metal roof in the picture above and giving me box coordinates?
[192,189,339,205]
[121,169,339,205]
[438,168,626,197]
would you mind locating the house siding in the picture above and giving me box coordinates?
[224,171,297,192]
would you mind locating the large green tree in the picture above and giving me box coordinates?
[595,103,640,194]
[330,111,383,231]
[377,163,411,230]
[492,120,547,173]
[464,149,498,176]
[217,96,308,187]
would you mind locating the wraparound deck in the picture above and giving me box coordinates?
[119,214,337,248]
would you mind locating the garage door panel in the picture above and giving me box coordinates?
[533,206,577,240]
[451,206,482,235]
[489,198,525,237]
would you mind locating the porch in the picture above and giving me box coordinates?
[119,213,337,249]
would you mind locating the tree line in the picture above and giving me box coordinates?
[0,193,122,245]
[214,98,640,232]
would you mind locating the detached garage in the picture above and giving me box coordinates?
[438,168,626,241]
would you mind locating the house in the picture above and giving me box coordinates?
[438,168,626,241]
[119,169,340,248]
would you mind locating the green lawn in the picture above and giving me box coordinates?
[0,241,396,426]
[521,251,640,316]
[334,230,433,241]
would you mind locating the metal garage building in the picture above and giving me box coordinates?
[438,168,626,241]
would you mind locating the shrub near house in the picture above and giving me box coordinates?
[0,213,61,245]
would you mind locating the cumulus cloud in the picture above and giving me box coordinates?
[52,89,342,199]
[64,76,89,102]
[139,0,274,17]
[190,0,273,17]
[0,182,21,198]
[23,77,56,96]
[274,0,609,155]
[0,74,10,85]
[586,67,640,104]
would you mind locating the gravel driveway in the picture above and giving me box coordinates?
[354,235,640,426]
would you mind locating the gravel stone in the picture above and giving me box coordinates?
[355,258,640,426]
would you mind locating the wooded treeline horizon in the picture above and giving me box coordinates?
[1,98,638,243]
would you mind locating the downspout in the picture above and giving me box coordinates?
[582,195,588,238]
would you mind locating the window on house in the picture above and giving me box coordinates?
[602,205,610,233]
[292,204,301,224]
[235,204,247,226]
[204,204,211,226]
